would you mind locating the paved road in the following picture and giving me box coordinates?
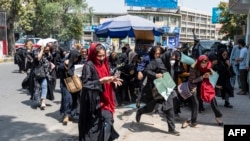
[0,62,79,141]
[1,61,250,141]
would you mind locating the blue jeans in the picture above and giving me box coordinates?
[40,78,48,99]
[33,78,48,103]
[230,64,241,88]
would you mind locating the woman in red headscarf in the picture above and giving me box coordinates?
[79,43,122,141]
[181,55,223,128]
[197,55,223,126]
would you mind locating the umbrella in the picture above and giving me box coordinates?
[37,38,57,47]
[95,14,164,39]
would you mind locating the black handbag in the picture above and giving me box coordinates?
[34,64,46,79]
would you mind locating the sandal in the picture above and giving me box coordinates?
[181,121,189,129]
[215,118,223,126]
[190,123,199,128]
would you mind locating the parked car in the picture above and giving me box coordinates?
[15,37,42,49]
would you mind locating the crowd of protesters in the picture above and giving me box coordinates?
[14,37,248,140]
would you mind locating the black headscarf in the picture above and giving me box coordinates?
[67,49,81,75]
[218,48,228,62]
[148,46,164,60]
[161,50,172,71]
[58,47,66,55]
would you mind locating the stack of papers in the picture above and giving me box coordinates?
[74,64,84,77]
[153,72,176,101]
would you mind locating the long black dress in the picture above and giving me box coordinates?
[79,61,119,141]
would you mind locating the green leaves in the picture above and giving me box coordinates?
[217,2,247,40]
[14,0,88,40]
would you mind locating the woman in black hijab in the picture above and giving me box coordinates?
[58,49,81,125]
[216,47,234,108]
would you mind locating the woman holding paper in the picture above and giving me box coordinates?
[181,55,223,128]
[136,47,180,136]
[79,43,122,141]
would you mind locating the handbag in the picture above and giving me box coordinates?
[64,74,82,93]
[34,64,46,79]
[177,82,193,99]
[200,79,215,103]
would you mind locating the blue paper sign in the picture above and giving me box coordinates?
[212,7,222,24]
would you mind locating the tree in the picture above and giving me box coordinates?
[0,0,23,55]
[16,0,36,35]
[31,0,87,41]
[0,0,88,55]
[218,2,247,40]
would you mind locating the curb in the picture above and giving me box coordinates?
[0,57,14,63]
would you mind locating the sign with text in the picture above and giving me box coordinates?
[125,0,178,9]
[224,125,250,141]
[212,7,222,24]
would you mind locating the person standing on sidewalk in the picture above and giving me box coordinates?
[79,43,122,141]
[229,44,241,89]
[236,39,249,95]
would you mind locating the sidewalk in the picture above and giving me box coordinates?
[0,56,14,63]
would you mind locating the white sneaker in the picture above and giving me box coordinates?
[40,100,46,110]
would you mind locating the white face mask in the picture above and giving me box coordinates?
[170,60,175,66]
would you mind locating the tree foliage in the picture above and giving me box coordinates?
[29,0,88,41]
[0,0,23,55]
[0,0,89,55]
[218,2,247,40]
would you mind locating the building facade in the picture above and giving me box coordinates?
[229,0,250,44]
[180,7,216,43]
[83,6,216,46]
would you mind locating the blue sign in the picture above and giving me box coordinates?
[168,33,179,48]
[162,26,170,33]
[173,27,180,34]
[125,0,178,9]
[154,36,161,43]
[91,25,97,30]
[168,36,176,47]
[212,7,222,24]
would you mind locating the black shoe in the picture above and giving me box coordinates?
[136,110,142,123]
[224,104,233,108]
[136,101,140,109]
[168,130,180,136]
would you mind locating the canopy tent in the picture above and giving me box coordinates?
[95,14,164,39]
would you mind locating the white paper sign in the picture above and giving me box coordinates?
[74,64,84,77]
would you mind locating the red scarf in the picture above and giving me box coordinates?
[197,55,215,103]
[197,55,212,73]
[88,43,115,114]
